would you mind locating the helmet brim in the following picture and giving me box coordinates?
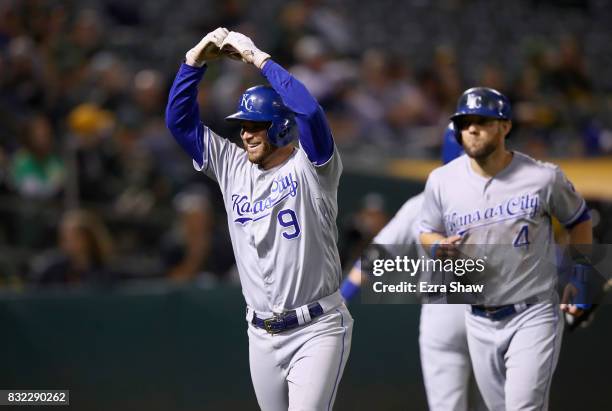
[450,110,509,121]
[225,111,274,123]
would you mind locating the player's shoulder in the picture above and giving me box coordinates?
[511,151,560,181]
[390,192,425,221]
[295,142,341,171]
[427,154,468,181]
[401,192,425,211]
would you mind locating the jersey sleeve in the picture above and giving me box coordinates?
[296,143,342,193]
[374,194,424,245]
[419,171,446,234]
[548,166,588,228]
[261,60,334,166]
[166,63,241,184]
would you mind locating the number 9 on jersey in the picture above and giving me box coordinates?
[278,209,301,239]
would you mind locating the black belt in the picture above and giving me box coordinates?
[252,303,324,335]
[471,303,533,321]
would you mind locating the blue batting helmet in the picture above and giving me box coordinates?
[225,85,298,147]
[441,122,464,164]
[450,87,512,143]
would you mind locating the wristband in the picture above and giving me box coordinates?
[340,278,360,301]
[571,263,592,310]
[430,240,442,258]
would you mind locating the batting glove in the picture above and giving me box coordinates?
[185,27,229,67]
[220,31,270,69]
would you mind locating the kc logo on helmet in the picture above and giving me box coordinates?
[241,94,258,112]
[466,94,482,109]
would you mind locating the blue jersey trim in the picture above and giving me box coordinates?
[328,308,347,411]
[561,200,587,227]
[564,207,590,230]
[540,307,561,411]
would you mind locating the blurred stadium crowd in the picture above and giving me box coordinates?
[0,0,611,289]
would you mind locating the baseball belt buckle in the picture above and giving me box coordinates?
[264,315,284,335]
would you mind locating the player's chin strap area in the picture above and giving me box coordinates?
[247,291,343,335]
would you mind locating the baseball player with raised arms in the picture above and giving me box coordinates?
[340,123,487,411]
[165,28,352,411]
[419,87,593,410]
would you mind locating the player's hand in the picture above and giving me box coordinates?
[433,235,463,259]
[560,283,585,317]
[185,27,230,67]
[220,31,271,69]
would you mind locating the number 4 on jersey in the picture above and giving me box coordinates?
[514,225,530,247]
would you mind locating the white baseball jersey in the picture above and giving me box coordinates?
[374,193,424,246]
[194,128,343,314]
[420,152,586,304]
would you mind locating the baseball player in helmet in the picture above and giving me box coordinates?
[166,28,352,410]
[340,123,487,411]
[420,87,593,410]
[225,85,299,153]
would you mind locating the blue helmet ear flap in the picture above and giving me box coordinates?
[268,113,298,147]
[442,122,464,163]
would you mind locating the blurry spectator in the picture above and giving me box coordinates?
[161,187,235,284]
[66,103,117,203]
[270,1,314,65]
[432,45,462,114]
[341,192,389,267]
[87,52,132,111]
[3,36,47,112]
[551,35,591,99]
[30,209,116,287]
[290,36,357,106]
[479,63,507,92]
[10,114,65,199]
[131,69,166,119]
[290,36,334,101]
[111,118,168,217]
[341,49,396,145]
[270,0,352,65]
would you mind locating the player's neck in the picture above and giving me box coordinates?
[260,145,295,170]
[470,148,513,178]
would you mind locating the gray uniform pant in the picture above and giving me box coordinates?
[247,304,353,411]
[465,304,564,411]
[420,304,488,411]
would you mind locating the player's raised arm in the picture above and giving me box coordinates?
[165,27,229,167]
[221,32,334,165]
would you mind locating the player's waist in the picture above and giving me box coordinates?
[470,303,534,321]
[246,290,343,335]
[470,292,553,320]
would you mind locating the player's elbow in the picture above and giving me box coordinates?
[419,233,428,246]
[165,107,188,138]
[301,103,323,119]
[568,219,593,244]
[165,105,178,133]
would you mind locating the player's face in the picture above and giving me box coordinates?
[458,116,507,160]
[240,121,276,164]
